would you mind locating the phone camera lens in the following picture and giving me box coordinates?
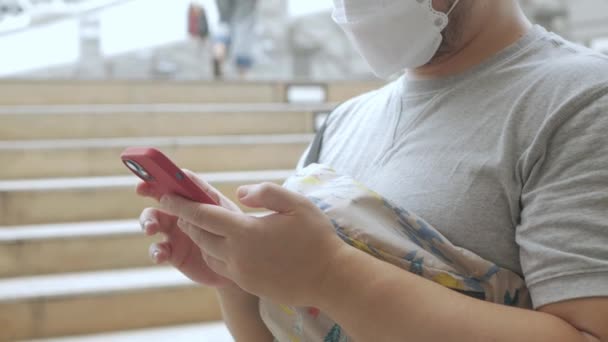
[125,160,139,172]
[140,168,151,179]
[125,160,152,180]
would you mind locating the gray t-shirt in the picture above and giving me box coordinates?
[302,25,608,308]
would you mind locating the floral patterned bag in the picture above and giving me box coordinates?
[259,163,531,342]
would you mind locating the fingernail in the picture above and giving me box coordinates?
[152,250,160,263]
[142,220,152,232]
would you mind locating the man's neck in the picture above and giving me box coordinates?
[408,2,533,80]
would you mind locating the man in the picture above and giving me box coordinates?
[212,0,257,78]
[139,0,608,340]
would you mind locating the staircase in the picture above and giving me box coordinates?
[0,79,381,341]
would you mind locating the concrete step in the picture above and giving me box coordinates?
[0,81,284,105]
[0,170,292,226]
[0,80,382,105]
[20,322,232,342]
[0,134,310,179]
[324,80,384,104]
[0,268,223,341]
[0,220,153,278]
[0,215,269,278]
[0,103,330,140]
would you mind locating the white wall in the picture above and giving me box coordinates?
[287,0,332,17]
[566,0,608,43]
[0,18,79,76]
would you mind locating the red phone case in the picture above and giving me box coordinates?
[120,147,218,205]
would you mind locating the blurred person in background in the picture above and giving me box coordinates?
[187,2,210,40]
[139,0,608,341]
[212,0,258,79]
[187,1,210,75]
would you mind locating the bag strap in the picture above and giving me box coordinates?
[304,105,339,167]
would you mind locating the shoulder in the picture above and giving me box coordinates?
[530,33,608,98]
[540,46,608,126]
[511,31,608,135]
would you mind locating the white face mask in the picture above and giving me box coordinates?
[332,0,461,79]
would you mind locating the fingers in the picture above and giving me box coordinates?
[149,241,171,264]
[150,236,230,283]
[203,253,229,277]
[139,208,178,236]
[160,194,246,237]
[183,169,242,212]
[177,218,227,261]
[182,169,222,205]
[237,182,303,214]
[137,169,240,214]
[136,182,163,201]
[135,171,215,203]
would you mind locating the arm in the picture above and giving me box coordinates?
[216,285,274,342]
[158,174,608,342]
[312,95,608,341]
[316,245,607,342]
[136,174,274,341]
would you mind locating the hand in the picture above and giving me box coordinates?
[137,170,238,287]
[159,182,348,306]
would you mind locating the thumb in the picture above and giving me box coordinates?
[237,182,301,214]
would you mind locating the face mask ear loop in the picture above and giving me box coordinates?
[446,0,461,16]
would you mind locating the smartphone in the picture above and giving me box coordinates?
[120,147,218,205]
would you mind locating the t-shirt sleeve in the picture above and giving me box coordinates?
[517,94,608,309]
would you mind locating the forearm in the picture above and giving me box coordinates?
[216,286,274,342]
[316,247,593,342]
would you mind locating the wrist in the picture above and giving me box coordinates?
[215,285,274,342]
[313,242,362,309]
[217,283,255,300]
